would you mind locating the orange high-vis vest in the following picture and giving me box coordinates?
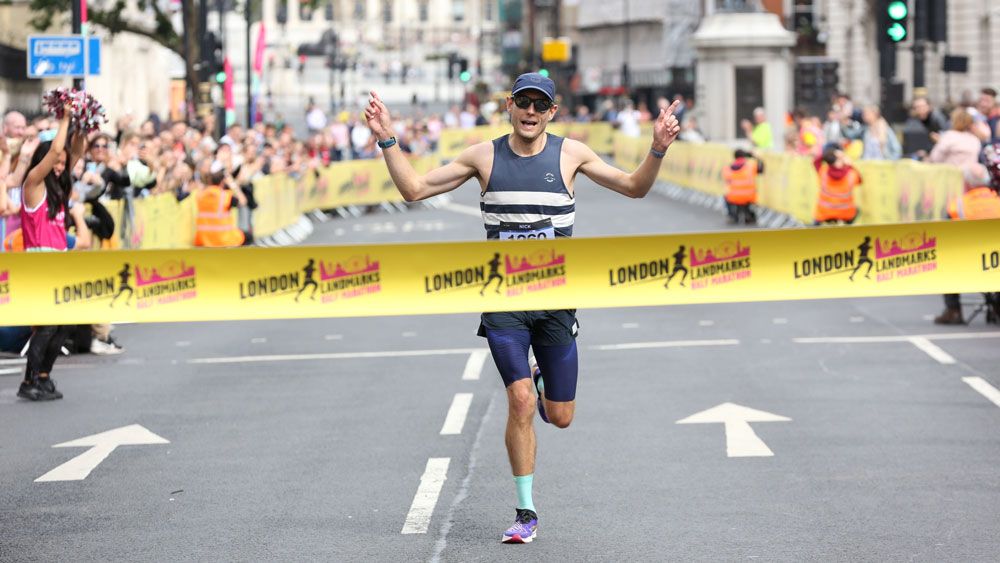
[814,164,860,222]
[194,186,245,247]
[947,187,1000,220]
[723,160,758,205]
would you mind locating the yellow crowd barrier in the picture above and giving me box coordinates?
[615,137,965,225]
[1,219,997,325]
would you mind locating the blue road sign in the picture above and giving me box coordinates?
[27,35,102,78]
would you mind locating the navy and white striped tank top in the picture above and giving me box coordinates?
[481,134,575,239]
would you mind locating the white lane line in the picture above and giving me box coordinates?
[401,457,450,534]
[794,332,1000,344]
[188,348,485,364]
[698,320,715,327]
[402,332,417,338]
[431,392,499,561]
[0,367,22,375]
[440,393,473,435]
[908,337,956,365]
[962,377,1000,408]
[0,358,26,365]
[849,316,865,323]
[591,339,739,351]
[461,350,490,381]
[923,314,935,321]
[772,318,788,325]
[441,202,482,217]
[622,323,640,329]
[251,338,267,344]
[324,334,343,341]
[175,341,191,347]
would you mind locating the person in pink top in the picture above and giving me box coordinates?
[14,102,90,401]
[928,108,982,169]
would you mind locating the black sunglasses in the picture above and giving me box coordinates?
[513,94,553,112]
[92,144,108,149]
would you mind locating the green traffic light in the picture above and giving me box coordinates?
[538,69,550,78]
[215,71,226,83]
[886,1,908,20]
[459,70,472,82]
[886,22,907,42]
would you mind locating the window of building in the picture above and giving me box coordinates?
[483,0,494,22]
[325,0,337,21]
[452,0,465,22]
[418,0,429,22]
[354,0,366,20]
[381,0,392,22]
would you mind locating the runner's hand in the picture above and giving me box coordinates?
[653,100,682,152]
[365,90,394,142]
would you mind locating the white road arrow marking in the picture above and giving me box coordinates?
[35,424,169,482]
[677,403,790,457]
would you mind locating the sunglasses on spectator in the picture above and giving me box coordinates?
[92,144,108,149]
[513,94,554,112]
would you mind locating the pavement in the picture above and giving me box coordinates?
[1,169,999,562]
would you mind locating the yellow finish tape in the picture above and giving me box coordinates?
[1,220,997,325]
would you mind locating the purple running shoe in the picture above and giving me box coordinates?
[502,508,538,543]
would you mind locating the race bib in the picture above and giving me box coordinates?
[499,218,555,240]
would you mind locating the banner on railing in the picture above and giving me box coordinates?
[1,220,996,325]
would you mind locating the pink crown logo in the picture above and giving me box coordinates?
[505,250,566,275]
[136,261,196,286]
[320,256,380,280]
[690,241,751,267]
[875,232,936,259]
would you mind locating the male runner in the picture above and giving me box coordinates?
[365,73,680,543]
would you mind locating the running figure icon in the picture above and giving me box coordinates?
[480,252,504,295]
[296,258,319,302]
[849,236,874,281]
[110,263,134,307]
[664,245,688,288]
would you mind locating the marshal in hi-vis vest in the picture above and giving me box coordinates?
[723,160,758,205]
[814,164,860,222]
[947,187,1000,220]
[194,186,245,247]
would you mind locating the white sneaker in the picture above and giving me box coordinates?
[90,338,124,355]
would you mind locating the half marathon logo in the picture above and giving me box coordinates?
[53,261,198,308]
[239,256,381,303]
[0,270,9,305]
[873,232,938,282]
[424,250,567,297]
[609,241,751,291]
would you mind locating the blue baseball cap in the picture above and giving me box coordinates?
[512,72,556,101]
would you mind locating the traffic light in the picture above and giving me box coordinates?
[884,0,908,43]
[204,31,224,81]
[538,68,550,78]
[459,70,472,82]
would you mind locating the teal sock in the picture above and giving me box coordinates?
[514,474,535,512]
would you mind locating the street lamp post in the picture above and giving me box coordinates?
[622,0,630,93]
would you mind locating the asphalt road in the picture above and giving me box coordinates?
[2,170,999,562]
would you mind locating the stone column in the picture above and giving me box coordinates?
[692,10,795,149]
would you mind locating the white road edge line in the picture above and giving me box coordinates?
[793,332,1000,344]
[591,339,739,351]
[962,377,1000,408]
[908,336,956,365]
[0,367,22,375]
[251,338,267,344]
[188,348,485,364]
[440,394,474,435]
[462,350,490,381]
[401,457,450,534]
[0,358,27,365]
[441,202,482,217]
